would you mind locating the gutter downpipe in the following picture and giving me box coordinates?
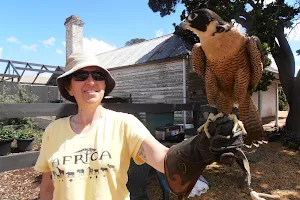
[182,57,187,127]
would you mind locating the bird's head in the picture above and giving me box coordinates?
[180,9,232,37]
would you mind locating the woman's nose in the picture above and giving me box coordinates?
[85,74,95,85]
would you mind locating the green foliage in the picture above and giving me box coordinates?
[0,117,35,127]
[148,0,179,17]
[279,85,288,111]
[255,72,276,91]
[125,38,147,46]
[0,84,38,139]
[287,141,299,150]
[33,130,44,147]
[14,125,35,139]
[0,127,15,141]
[0,84,38,103]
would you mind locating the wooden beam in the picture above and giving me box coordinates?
[20,63,31,80]
[1,62,11,81]
[9,62,20,76]
[15,67,63,74]
[0,59,62,69]
[0,151,39,173]
[0,74,19,78]
[0,103,208,119]
[0,103,77,119]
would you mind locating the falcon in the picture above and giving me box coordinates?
[180,8,267,146]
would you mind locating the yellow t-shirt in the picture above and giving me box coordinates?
[34,109,151,200]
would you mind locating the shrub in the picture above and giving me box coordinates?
[278,86,288,111]
[0,84,38,103]
[0,84,39,133]
[14,125,35,139]
[0,127,15,141]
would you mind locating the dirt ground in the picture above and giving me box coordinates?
[0,141,299,200]
[148,141,300,200]
[0,112,299,200]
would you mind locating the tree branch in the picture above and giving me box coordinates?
[287,21,300,37]
[271,25,295,107]
[276,25,295,75]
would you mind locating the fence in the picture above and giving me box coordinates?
[0,82,60,103]
[0,103,208,172]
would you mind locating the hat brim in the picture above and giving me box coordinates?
[56,61,115,103]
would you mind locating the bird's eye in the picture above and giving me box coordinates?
[188,13,198,21]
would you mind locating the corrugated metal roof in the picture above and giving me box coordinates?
[96,34,192,69]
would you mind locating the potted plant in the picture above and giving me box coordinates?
[15,125,35,152]
[0,128,15,156]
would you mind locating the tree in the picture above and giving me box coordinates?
[148,0,300,143]
[279,85,288,111]
[125,38,146,46]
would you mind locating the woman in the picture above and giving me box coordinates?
[34,52,169,200]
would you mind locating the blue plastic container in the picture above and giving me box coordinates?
[145,112,174,135]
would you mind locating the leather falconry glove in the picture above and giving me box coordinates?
[164,114,244,198]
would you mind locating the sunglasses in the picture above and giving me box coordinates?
[71,70,106,81]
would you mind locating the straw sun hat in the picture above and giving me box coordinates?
[56,52,115,103]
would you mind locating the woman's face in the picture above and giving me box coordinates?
[66,66,106,105]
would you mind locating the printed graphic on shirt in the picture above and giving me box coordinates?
[50,148,115,182]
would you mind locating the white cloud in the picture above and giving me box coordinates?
[0,47,2,58]
[285,20,300,41]
[83,38,116,54]
[62,41,66,47]
[40,37,56,47]
[7,36,19,44]
[22,44,38,52]
[56,49,63,54]
[156,29,164,37]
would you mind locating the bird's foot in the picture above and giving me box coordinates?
[228,113,247,136]
[197,112,224,138]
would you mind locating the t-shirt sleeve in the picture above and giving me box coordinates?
[34,124,52,173]
[125,114,152,165]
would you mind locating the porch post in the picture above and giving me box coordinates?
[275,82,279,127]
[258,90,262,120]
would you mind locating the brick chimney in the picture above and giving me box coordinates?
[64,15,84,59]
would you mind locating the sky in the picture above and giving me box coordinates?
[0,0,299,75]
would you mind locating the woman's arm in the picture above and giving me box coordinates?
[137,135,169,173]
[39,172,54,200]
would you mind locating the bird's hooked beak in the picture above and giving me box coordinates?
[179,13,198,30]
[179,19,190,30]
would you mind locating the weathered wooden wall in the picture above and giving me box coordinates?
[109,59,189,123]
[109,59,185,103]
[186,58,207,105]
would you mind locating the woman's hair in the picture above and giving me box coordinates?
[63,75,72,91]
